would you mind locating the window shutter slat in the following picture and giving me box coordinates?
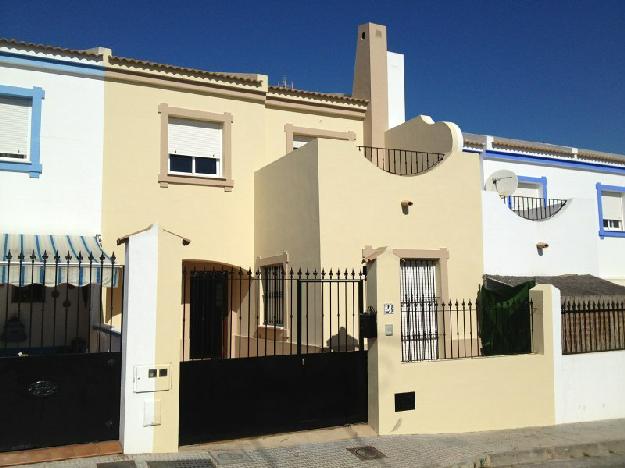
[0,96,31,157]
[168,118,222,159]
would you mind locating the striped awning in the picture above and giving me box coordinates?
[0,233,120,287]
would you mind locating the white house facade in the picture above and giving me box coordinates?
[465,133,625,286]
[0,40,106,235]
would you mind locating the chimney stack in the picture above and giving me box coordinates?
[352,23,389,148]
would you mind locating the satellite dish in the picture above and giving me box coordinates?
[485,170,518,197]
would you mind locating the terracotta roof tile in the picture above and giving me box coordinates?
[0,37,99,58]
[268,85,368,105]
[108,55,262,85]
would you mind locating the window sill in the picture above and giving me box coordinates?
[158,173,234,191]
[599,230,625,239]
[0,160,42,178]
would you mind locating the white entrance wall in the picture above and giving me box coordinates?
[555,350,625,424]
[0,49,105,235]
[481,158,625,281]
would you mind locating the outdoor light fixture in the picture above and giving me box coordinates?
[401,200,413,215]
[536,242,549,249]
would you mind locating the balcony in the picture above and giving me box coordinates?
[506,196,568,221]
[358,146,445,176]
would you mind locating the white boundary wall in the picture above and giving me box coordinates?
[0,50,105,235]
[555,349,625,424]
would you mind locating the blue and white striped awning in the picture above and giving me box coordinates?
[0,233,120,287]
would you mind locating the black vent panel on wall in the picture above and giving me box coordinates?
[394,391,415,412]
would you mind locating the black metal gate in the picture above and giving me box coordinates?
[179,267,369,445]
[0,245,124,452]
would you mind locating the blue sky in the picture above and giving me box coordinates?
[2,0,624,153]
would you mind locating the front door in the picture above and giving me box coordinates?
[189,271,229,359]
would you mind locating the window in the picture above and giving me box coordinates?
[516,182,542,199]
[158,104,233,189]
[400,259,439,361]
[12,284,45,303]
[262,265,284,326]
[0,85,44,178]
[601,192,624,232]
[168,118,222,178]
[0,95,31,161]
[292,135,314,150]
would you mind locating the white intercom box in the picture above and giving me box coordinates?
[134,364,171,393]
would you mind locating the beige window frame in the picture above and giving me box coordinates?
[158,103,234,190]
[392,248,449,302]
[257,252,289,332]
[284,124,356,153]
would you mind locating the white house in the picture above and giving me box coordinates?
[464,133,625,287]
[0,39,106,235]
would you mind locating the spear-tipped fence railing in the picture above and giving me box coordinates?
[561,298,625,354]
[181,266,367,361]
[506,196,567,221]
[358,146,445,175]
[400,297,535,362]
[0,249,124,356]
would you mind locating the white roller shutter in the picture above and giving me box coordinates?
[168,118,222,159]
[515,182,541,198]
[602,192,624,221]
[292,135,314,150]
[0,95,31,158]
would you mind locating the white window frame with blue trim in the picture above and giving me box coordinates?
[596,182,625,239]
[0,84,44,178]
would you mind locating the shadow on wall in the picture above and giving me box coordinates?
[326,327,359,352]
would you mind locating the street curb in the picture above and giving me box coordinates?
[447,439,625,467]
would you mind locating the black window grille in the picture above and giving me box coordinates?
[262,265,284,326]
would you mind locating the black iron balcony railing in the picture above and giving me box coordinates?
[506,196,568,220]
[358,146,445,176]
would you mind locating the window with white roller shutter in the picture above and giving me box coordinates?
[0,95,31,160]
[168,117,222,177]
[292,135,314,150]
[602,192,624,231]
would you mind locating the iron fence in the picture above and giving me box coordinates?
[506,196,567,220]
[400,297,534,362]
[182,266,366,361]
[561,299,625,354]
[358,146,445,175]
[0,249,124,356]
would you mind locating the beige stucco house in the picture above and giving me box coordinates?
[100,21,483,297]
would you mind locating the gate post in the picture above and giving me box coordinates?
[119,224,189,454]
[296,277,302,356]
[364,247,402,434]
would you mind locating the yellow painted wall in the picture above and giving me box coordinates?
[102,80,366,271]
[256,138,484,299]
[254,141,322,269]
[367,250,557,435]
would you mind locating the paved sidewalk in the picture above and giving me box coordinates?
[18,419,625,467]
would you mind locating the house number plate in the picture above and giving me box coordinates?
[27,380,59,398]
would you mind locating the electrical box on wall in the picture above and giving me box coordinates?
[134,364,171,393]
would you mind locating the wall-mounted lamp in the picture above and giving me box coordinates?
[401,200,413,215]
[536,242,549,256]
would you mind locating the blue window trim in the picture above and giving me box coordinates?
[596,182,625,239]
[0,84,45,178]
[477,149,625,176]
[517,175,548,204]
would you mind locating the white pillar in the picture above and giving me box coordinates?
[119,224,186,454]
